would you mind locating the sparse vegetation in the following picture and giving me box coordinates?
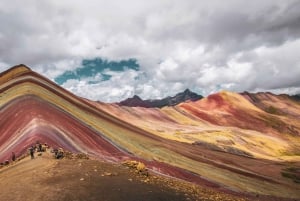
[193,141,253,158]
[260,114,294,134]
[265,106,281,115]
[225,146,253,158]
[281,166,300,183]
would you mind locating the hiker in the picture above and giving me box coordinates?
[41,143,47,152]
[11,152,16,161]
[56,148,64,159]
[29,146,35,159]
[38,143,42,152]
[36,142,42,152]
[52,148,58,158]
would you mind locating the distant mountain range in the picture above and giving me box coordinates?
[117,89,203,108]
[118,90,300,108]
[291,94,300,101]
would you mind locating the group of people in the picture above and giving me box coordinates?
[1,142,65,167]
[52,148,64,159]
[28,142,64,159]
[28,142,47,159]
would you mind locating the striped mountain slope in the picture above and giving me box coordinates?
[0,65,300,199]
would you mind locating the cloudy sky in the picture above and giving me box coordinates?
[1,0,300,102]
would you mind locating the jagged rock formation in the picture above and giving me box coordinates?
[0,65,300,199]
[291,94,300,101]
[117,89,203,108]
[117,95,149,107]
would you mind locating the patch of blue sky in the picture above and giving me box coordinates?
[55,58,139,85]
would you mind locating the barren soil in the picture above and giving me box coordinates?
[0,152,297,201]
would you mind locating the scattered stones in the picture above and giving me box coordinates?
[63,152,90,160]
[143,178,150,183]
[104,172,112,176]
[75,153,89,159]
[63,151,74,159]
[101,172,118,177]
[122,160,149,176]
[137,162,146,172]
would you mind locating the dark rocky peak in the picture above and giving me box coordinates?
[291,94,300,101]
[178,88,202,100]
[117,89,203,108]
[118,95,150,107]
[131,95,142,100]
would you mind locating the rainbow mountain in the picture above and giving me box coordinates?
[1,64,300,199]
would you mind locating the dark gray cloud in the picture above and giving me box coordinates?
[0,0,300,101]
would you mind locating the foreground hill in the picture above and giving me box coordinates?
[1,151,259,201]
[0,65,300,200]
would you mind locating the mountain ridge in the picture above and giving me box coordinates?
[1,65,300,199]
[117,88,203,108]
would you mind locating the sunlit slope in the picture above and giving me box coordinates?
[96,91,300,161]
[0,65,299,199]
[92,91,300,198]
[178,91,300,158]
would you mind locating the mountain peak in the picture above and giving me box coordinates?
[118,89,203,108]
[13,64,31,69]
[132,95,142,100]
[0,64,32,85]
[118,94,149,107]
[1,64,32,74]
[183,88,191,93]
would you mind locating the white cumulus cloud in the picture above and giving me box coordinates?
[0,0,300,101]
